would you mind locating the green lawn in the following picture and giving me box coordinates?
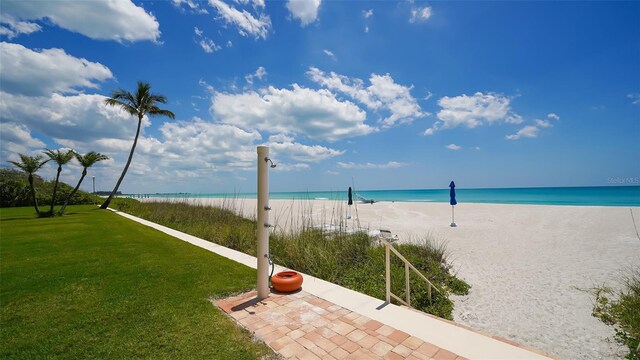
[0,206,274,359]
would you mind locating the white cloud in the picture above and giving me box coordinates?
[446,144,462,150]
[194,27,221,53]
[172,0,209,14]
[199,79,215,94]
[272,163,310,172]
[307,67,380,109]
[627,93,640,105]
[547,112,560,120]
[363,9,373,19]
[267,134,344,162]
[227,40,233,47]
[0,92,146,143]
[307,67,425,127]
[326,170,340,176]
[369,73,425,126]
[208,0,271,39]
[0,42,113,97]
[410,6,432,23]
[245,66,267,84]
[336,161,406,169]
[200,38,222,53]
[364,26,369,33]
[251,0,266,9]
[0,122,46,163]
[425,92,522,135]
[424,91,433,100]
[210,84,374,142]
[286,0,322,27]
[0,16,41,38]
[255,66,267,80]
[0,0,160,43]
[535,119,553,128]
[54,118,263,183]
[505,125,539,140]
[323,49,337,61]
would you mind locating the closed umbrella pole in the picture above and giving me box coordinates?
[347,186,353,219]
[449,181,457,227]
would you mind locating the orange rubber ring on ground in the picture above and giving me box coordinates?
[271,271,303,293]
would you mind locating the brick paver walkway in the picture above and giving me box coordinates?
[217,290,467,360]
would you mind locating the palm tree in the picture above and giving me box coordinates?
[100,82,175,209]
[8,154,50,214]
[59,151,109,215]
[43,149,75,215]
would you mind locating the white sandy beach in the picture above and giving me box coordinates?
[143,197,639,359]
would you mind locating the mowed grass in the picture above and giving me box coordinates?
[0,206,275,359]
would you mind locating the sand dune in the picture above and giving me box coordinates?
[143,197,640,359]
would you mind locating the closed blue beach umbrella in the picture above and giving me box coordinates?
[449,181,457,205]
[346,186,353,219]
[449,181,457,227]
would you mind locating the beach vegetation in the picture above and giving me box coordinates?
[100,82,175,210]
[111,199,470,319]
[593,268,640,360]
[0,205,276,359]
[7,154,50,215]
[43,148,75,216]
[58,151,109,215]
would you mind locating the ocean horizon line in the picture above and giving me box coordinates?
[125,185,640,207]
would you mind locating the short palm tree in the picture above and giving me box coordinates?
[59,151,109,215]
[100,82,175,209]
[8,154,50,214]
[43,149,75,215]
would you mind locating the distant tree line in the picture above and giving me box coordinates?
[3,150,108,216]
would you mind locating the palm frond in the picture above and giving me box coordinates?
[9,154,50,174]
[147,107,176,119]
[136,82,151,106]
[104,82,174,127]
[76,151,109,168]
[43,149,75,165]
[149,93,168,104]
[105,98,138,116]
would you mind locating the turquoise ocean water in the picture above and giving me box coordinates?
[140,186,640,207]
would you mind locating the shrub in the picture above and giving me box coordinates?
[0,168,100,208]
[593,268,640,360]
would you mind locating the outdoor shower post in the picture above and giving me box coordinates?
[257,146,270,300]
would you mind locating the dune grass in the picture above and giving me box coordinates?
[111,199,470,319]
[0,205,275,359]
[593,268,640,360]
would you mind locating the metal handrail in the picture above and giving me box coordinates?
[384,239,441,308]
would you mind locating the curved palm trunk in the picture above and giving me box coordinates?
[50,165,62,215]
[28,174,40,214]
[100,116,142,209]
[59,168,87,215]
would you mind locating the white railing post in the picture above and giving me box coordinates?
[405,263,410,305]
[257,146,270,300]
[384,238,440,308]
[385,241,391,303]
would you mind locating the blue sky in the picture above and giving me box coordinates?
[1,0,639,194]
